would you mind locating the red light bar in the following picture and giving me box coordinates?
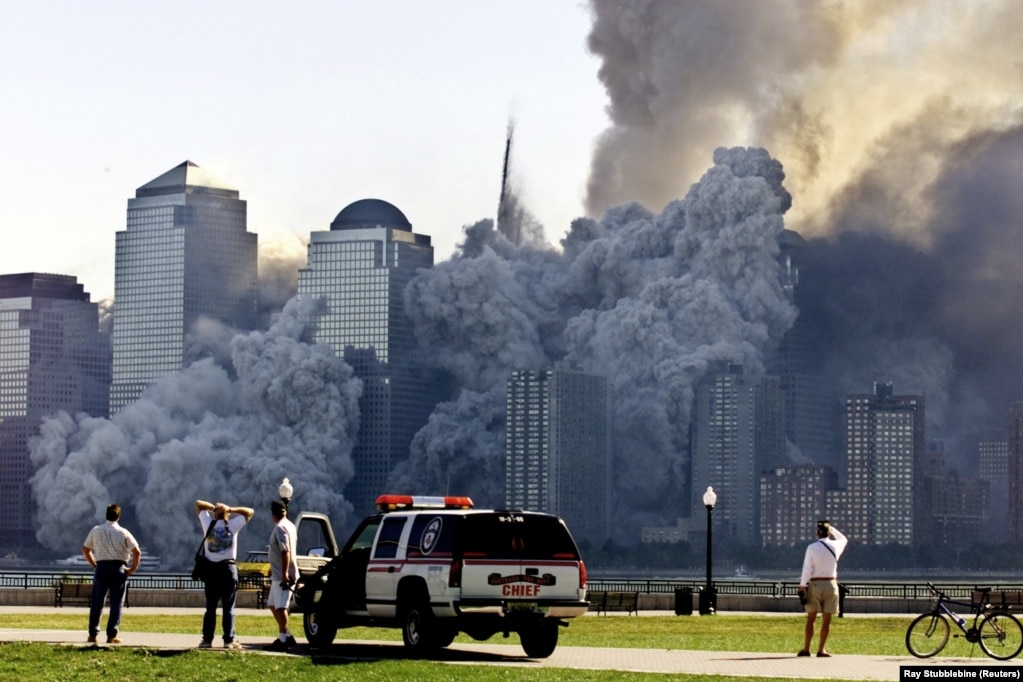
[375,494,474,512]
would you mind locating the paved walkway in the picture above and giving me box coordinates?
[1,607,1017,679]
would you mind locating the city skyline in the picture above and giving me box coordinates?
[7,2,1023,553]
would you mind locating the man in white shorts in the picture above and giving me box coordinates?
[264,499,299,651]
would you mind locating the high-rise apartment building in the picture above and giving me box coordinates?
[110,161,257,413]
[841,382,924,545]
[690,364,785,546]
[979,433,1008,536]
[759,463,838,547]
[297,199,437,516]
[505,368,612,544]
[0,273,111,546]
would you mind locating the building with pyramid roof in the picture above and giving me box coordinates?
[109,161,257,412]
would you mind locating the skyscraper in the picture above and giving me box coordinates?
[110,161,257,413]
[297,199,436,516]
[0,273,111,546]
[505,368,612,544]
[690,364,785,546]
[841,382,924,545]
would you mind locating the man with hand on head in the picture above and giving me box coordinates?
[797,520,848,658]
[196,499,254,649]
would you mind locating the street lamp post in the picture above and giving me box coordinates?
[279,477,293,509]
[699,486,717,615]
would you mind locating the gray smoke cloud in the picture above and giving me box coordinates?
[584,0,1023,472]
[396,146,796,537]
[584,0,1023,244]
[30,296,361,566]
[256,230,309,328]
[794,123,1023,466]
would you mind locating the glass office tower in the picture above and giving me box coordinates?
[110,161,257,413]
[0,273,111,546]
[298,199,437,515]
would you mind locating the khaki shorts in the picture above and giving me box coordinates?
[805,579,839,614]
[267,582,293,610]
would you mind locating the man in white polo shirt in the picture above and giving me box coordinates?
[796,520,848,658]
[81,503,141,644]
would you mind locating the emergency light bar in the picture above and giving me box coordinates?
[375,494,474,512]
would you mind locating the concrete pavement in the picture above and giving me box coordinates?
[1,606,1018,679]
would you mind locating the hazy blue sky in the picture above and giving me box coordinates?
[1,1,608,300]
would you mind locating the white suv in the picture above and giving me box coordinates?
[291,495,589,658]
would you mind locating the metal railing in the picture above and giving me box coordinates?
[2,571,1018,603]
[585,579,1023,601]
[0,571,269,591]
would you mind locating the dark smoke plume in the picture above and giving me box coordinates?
[584,0,1023,244]
[30,296,362,566]
[584,0,1023,474]
[495,119,544,248]
[397,147,796,537]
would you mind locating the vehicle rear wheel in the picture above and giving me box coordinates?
[520,621,559,658]
[401,600,440,652]
[303,609,337,649]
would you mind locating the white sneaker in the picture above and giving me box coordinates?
[224,640,242,650]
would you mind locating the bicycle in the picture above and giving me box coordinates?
[905,582,1023,660]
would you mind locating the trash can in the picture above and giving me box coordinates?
[698,586,717,615]
[674,586,693,615]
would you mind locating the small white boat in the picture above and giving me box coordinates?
[56,551,162,571]
[733,564,754,579]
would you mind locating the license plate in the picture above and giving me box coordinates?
[509,602,537,612]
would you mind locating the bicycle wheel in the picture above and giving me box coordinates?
[906,612,950,658]
[979,611,1023,660]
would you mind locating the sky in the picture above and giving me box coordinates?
[0,1,609,301]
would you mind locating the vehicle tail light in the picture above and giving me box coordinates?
[449,558,462,588]
[579,559,587,590]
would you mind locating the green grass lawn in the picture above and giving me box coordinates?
[0,612,998,681]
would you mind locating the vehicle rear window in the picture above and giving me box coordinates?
[459,513,579,560]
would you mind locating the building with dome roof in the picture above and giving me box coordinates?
[298,199,438,516]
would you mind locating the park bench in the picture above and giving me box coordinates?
[974,589,1023,611]
[55,580,130,608]
[589,590,639,615]
[55,581,92,607]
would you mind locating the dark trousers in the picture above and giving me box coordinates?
[89,562,128,638]
[203,561,239,643]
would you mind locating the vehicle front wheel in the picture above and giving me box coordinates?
[303,609,337,649]
[520,621,559,658]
